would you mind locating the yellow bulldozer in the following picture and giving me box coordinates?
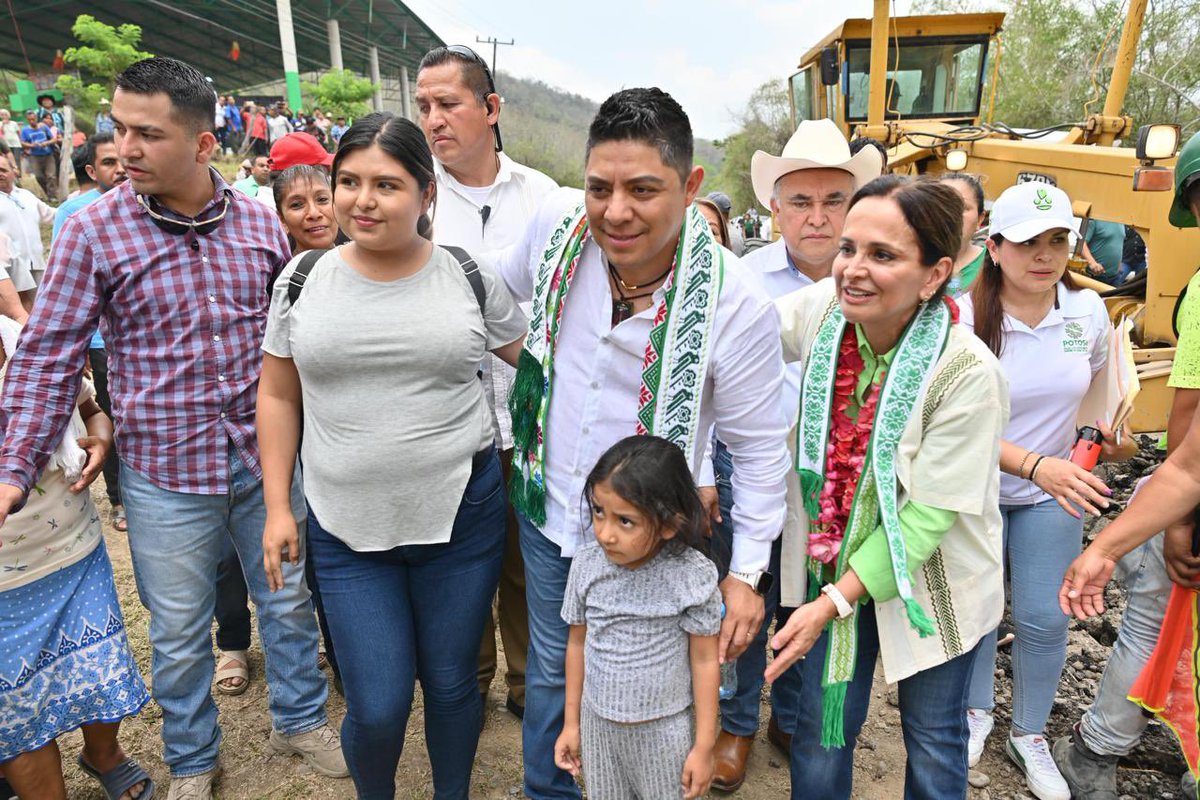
[786,0,1190,432]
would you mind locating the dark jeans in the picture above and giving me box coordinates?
[87,347,120,506]
[309,449,506,799]
[791,602,980,799]
[710,440,803,737]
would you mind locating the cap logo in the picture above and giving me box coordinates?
[1034,189,1053,211]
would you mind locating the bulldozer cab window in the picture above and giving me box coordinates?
[844,37,988,122]
[790,68,815,126]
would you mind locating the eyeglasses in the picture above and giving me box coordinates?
[136,192,230,236]
[443,45,503,153]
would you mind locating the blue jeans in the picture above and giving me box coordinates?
[519,513,582,799]
[309,449,506,799]
[120,447,327,777]
[791,603,979,799]
[710,440,802,737]
[968,499,1083,735]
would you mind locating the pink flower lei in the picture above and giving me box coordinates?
[809,326,883,566]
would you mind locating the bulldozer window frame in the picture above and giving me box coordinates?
[842,34,991,123]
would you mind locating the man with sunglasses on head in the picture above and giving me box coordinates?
[416,45,558,728]
[0,57,346,800]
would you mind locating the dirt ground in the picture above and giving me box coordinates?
[51,478,1190,799]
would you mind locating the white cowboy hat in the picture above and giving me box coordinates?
[750,119,884,209]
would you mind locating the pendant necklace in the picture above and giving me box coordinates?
[608,261,673,327]
[608,261,670,326]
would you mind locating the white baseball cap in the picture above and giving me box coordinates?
[988,182,1080,242]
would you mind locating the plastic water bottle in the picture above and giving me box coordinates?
[719,602,737,700]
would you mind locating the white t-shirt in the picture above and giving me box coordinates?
[0,188,54,288]
[431,153,558,449]
[959,283,1109,505]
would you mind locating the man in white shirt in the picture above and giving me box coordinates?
[266,106,291,145]
[0,157,55,308]
[416,44,558,724]
[486,87,789,800]
[710,119,882,790]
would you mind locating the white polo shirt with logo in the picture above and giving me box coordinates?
[431,152,558,449]
[959,282,1109,505]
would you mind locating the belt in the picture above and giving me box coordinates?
[472,444,496,473]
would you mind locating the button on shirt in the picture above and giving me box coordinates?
[0,187,55,290]
[486,188,790,572]
[959,283,1108,505]
[0,171,290,497]
[738,238,817,421]
[432,153,558,449]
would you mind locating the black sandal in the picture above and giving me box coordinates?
[77,754,155,800]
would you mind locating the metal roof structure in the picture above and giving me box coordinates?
[2,0,444,93]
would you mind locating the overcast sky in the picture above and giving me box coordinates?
[399,0,916,140]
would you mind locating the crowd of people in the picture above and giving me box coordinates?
[0,45,1198,800]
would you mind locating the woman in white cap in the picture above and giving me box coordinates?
[959,182,1135,800]
[768,175,1008,800]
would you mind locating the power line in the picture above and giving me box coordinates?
[475,36,513,83]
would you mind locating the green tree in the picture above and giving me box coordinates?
[302,69,376,120]
[54,15,154,126]
[706,80,794,215]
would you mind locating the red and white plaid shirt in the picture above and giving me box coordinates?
[0,170,289,496]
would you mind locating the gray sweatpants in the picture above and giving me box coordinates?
[581,705,692,799]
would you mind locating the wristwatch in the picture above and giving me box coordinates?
[820,584,855,620]
[727,570,774,596]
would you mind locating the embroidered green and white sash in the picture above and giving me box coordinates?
[509,203,723,524]
[795,296,951,747]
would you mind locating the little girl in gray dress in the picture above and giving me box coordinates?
[554,435,723,799]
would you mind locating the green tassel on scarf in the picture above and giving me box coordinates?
[509,349,544,453]
[820,681,849,749]
[905,598,937,638]
[798,468,823,519]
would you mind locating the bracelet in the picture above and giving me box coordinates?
[820,584,855,620]
[1029,455,1047,483]
[1018,451,1035,479]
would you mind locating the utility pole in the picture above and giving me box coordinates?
[475,36,514,83]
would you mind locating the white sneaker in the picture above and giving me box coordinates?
[967,709,993,767]
[1007,732,1071,800]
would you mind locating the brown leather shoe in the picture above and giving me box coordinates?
[711,730,753,792]
[767,714,792,756]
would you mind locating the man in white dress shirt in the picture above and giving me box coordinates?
[416,44,558,723]
[486,87,790,800]
[0,157,55,308]
[709,119,883,790]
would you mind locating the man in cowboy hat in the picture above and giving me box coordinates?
[710,118,882,791]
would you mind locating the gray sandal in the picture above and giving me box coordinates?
[77,754,155,800]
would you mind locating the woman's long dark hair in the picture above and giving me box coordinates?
[969,235,1079,358]
[583,436,708,558]
[331,112,436,240]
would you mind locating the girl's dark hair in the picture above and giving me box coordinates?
[938,172,986,216]
[331,112,436,240]
[848,175,964,302]
[583,436,708,557]
[969,235,1078,357]
[272,164,330,215]
[694,198,731,249]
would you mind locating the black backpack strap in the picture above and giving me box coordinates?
[287,248,329,306]
[441,245,486,318]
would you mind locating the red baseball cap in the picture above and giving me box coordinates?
[269,132,334,171]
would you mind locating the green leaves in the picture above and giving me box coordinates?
[301,69,376,120]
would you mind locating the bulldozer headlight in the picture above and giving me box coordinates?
[945,149,969,172]
[1136,124,1180,161]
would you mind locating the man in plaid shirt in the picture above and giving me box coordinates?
[0,58,346,799]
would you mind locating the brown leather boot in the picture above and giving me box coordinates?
[711,730,753,792]
[767,714,792,756]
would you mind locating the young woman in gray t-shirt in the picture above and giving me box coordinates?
[554,435,723,799]
[257,113,526,798]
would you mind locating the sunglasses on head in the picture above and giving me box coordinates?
[444,45,503,153]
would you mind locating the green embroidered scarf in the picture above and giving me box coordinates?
[508,202,723,524]
[795,296,951,747]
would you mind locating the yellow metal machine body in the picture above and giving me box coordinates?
[786,3,1191,431]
